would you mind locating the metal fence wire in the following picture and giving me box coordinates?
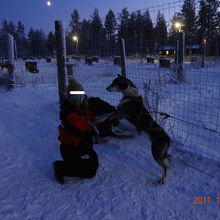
[63,0,220,161]
[0,0,219,161]
[63,40,220,162]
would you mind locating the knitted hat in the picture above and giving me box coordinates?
[66,77,84,96]
[66,77,88,108]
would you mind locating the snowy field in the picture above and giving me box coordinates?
[0,58,220,219]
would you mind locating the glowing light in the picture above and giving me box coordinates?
[47,1,52,6]
[175,22,181,29]
[73,36,78,41]
[174,22,183,32]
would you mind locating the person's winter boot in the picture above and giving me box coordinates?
[53,161,65,184]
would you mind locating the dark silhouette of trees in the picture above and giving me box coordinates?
[69,9,80,35]
[1,0,220,58]
[155,11,167,50]
[104,9,117,55]
[181,0,197,43]
[47,31,55,56]
[90,8,103,55]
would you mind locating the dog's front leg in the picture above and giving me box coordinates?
[159,167,166,184]
[108,108,127,122]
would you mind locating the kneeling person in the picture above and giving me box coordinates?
[53,78,99,184]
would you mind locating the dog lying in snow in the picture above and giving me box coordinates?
[106,74,171,184]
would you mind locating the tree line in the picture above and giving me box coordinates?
[0,19,55,58]
[0,0,220,58]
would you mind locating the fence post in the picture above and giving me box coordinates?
[201,40,206,68]
[176,31,185,81]
[120,38,126,78]
[7,34,15,88]
[55,20,66,104]
[175,39,179,66]
[14,40,17,61]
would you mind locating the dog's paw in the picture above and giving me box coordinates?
[158,178,165,184]
[111,123,132,137]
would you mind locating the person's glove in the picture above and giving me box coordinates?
[80,154,90,159]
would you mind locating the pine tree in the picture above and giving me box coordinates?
[118,8,130,41]
[80,19,92,55]
[8,21,16,37]
[1,19,9,32]
[16,21,27,57]
[37,29,47,56]
[1,19,16,37]
[135,10,144,54]
[69,9,80,35]
[143,10,154,54]
[90,8,103,55]
[104,9,117,47]
[127,11,137,53]
[47,31,55,56]
[104,9,117,55]
[0,19,8,57]
[198,0,220,40]
[181,0,197,43]
[217,11,220,34]
[28,28,46,57]
[16,21,25,38]
[155,11,167,49]
[28,28,36,56]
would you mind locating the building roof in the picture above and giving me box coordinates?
[158,44,200,50]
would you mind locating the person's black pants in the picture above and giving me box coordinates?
[57,140,99,178]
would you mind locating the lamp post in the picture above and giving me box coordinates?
[72,35,78,55]
[174,22,185,81]
[175,22,182,33]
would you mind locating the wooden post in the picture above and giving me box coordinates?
[178,31,185,64]
[176,31,185,81]
[7,34,15,88]
[14,40,17,60]
[120,38,126,78]
[55,21,67,104]
[201,40,206,68]
[175,39,179,66]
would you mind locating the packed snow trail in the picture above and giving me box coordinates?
[0,85,220,219]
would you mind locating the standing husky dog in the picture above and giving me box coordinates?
[106,74,171,184]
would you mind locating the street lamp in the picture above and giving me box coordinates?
[174,22,185,81]
[72,35,78,55]
[174,22,182,32]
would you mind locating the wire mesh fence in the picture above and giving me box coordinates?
[0,0,219,161]
[63,0,220,161]
[64,45,219,162]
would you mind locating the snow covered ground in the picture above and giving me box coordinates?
[0,58,220,219]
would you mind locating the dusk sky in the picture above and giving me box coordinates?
[0,0,182,34]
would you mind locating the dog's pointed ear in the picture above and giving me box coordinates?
[117,74,122,78]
